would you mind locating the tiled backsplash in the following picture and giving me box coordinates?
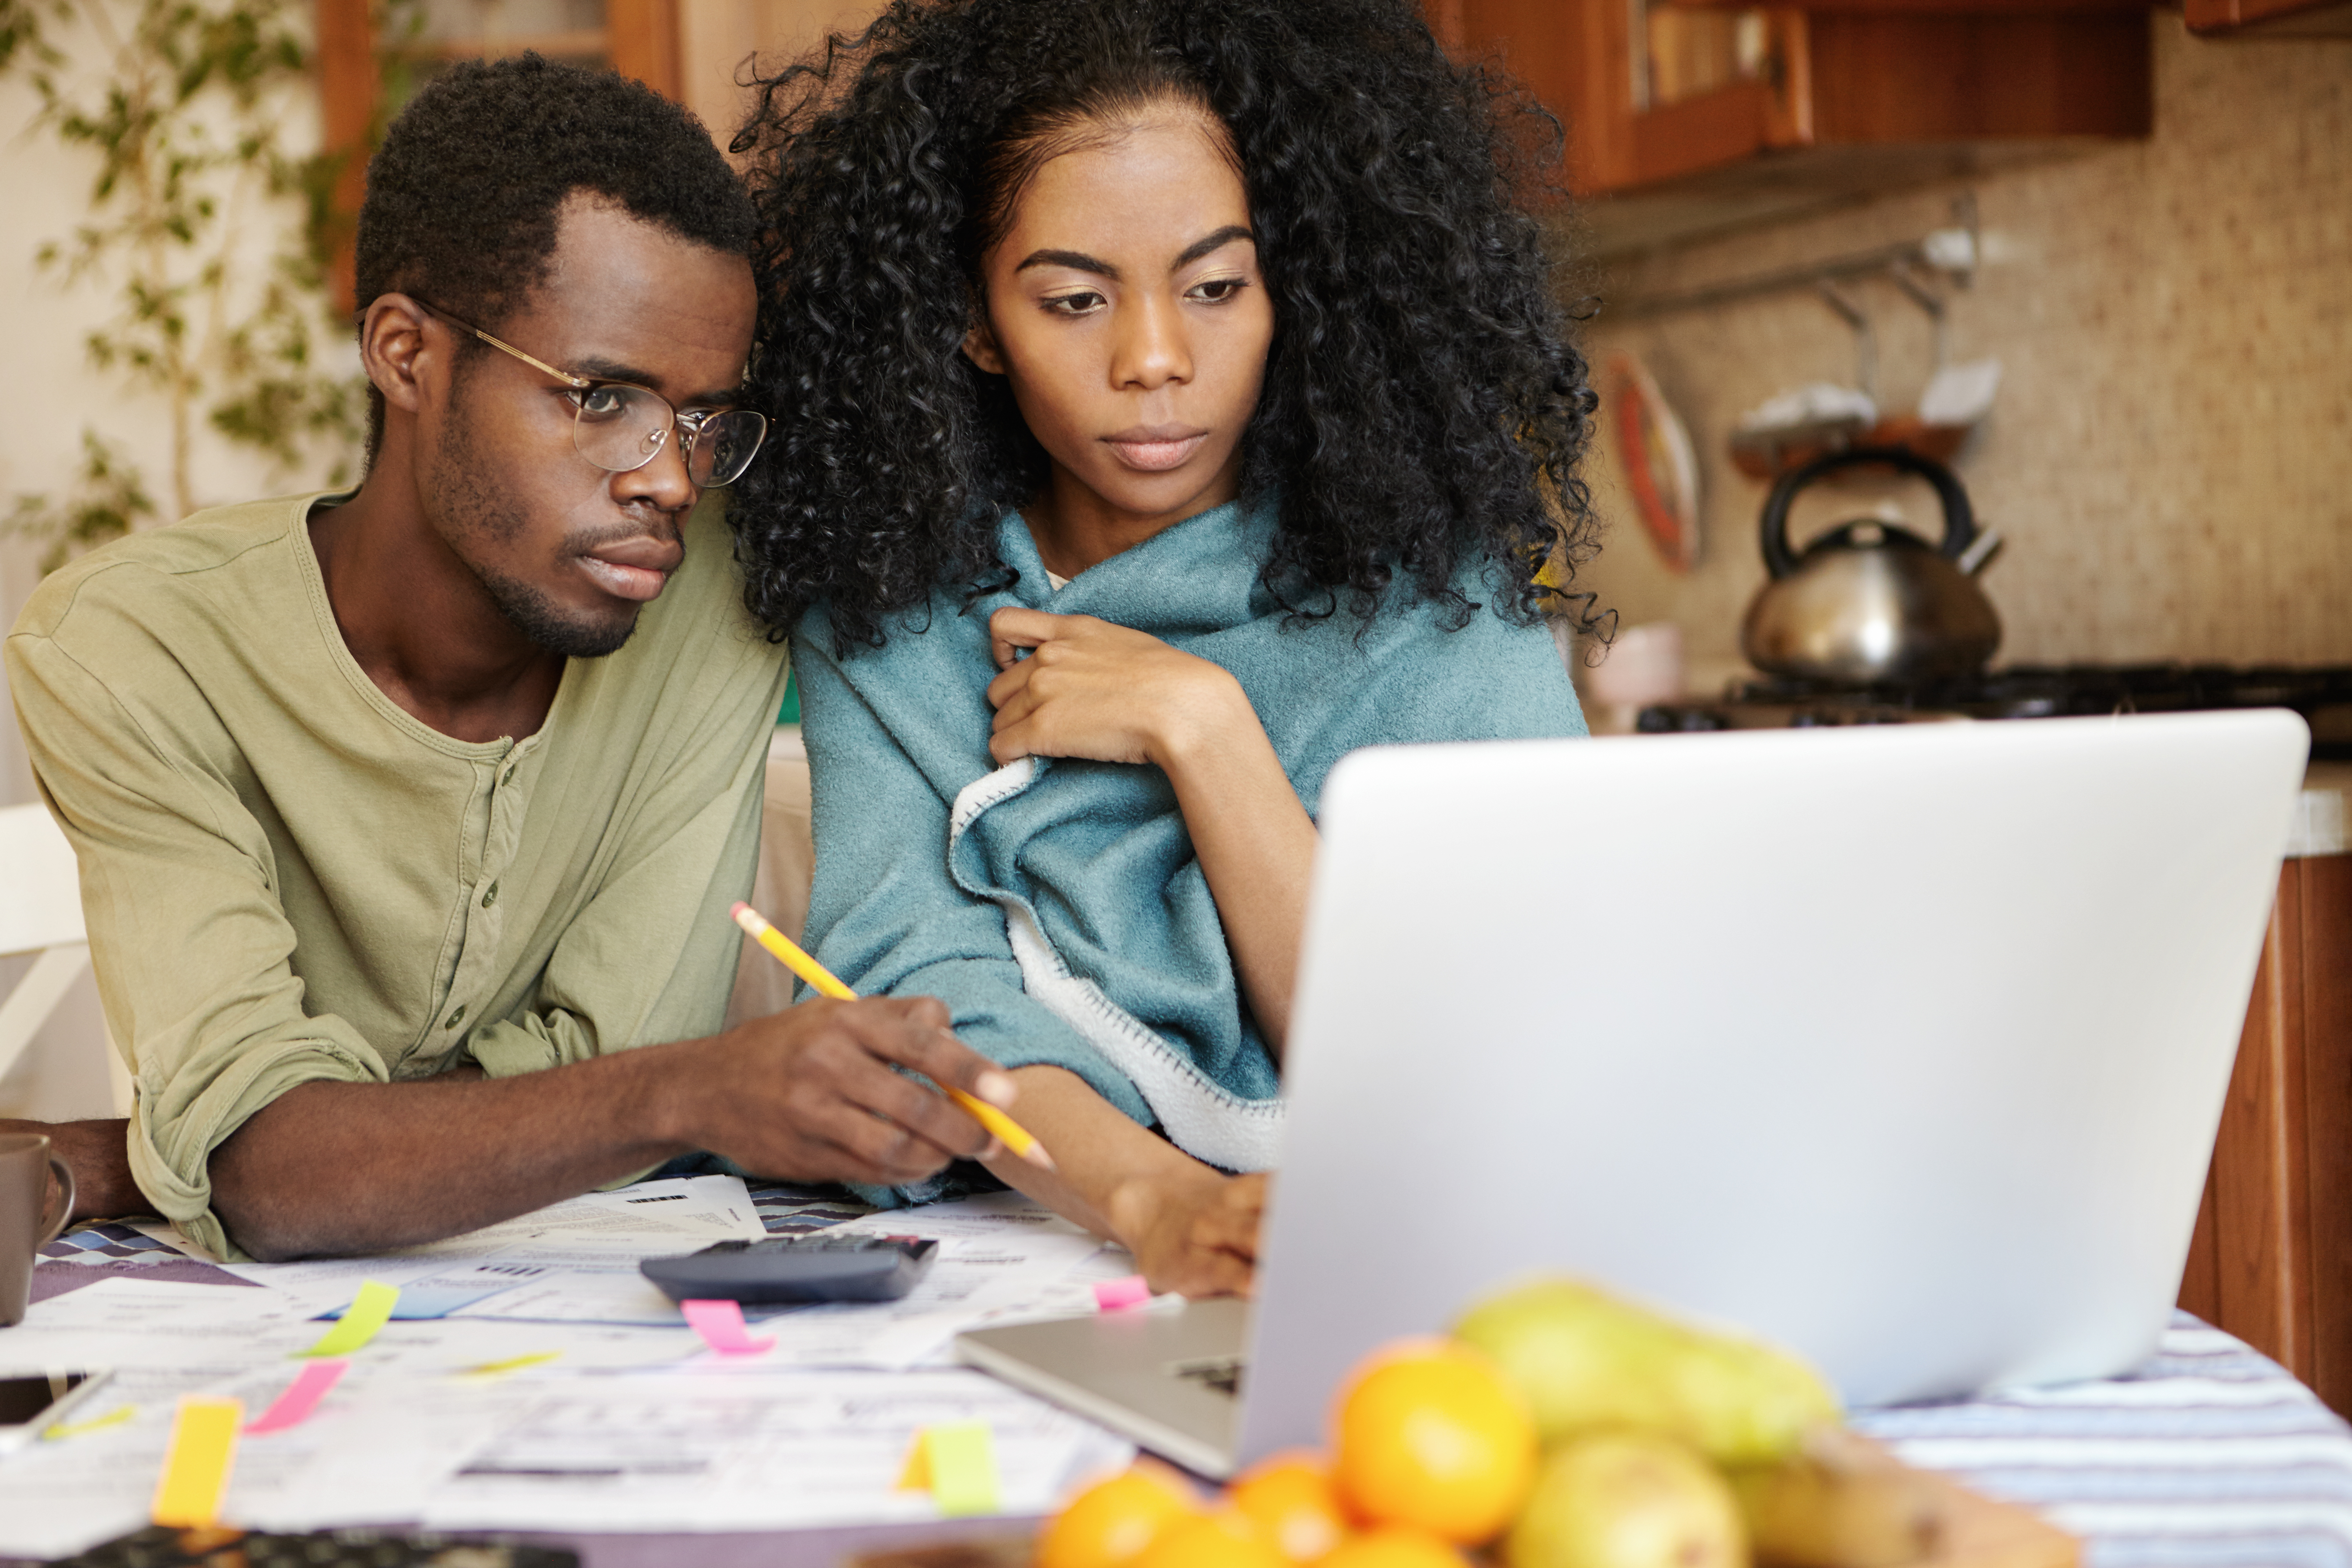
[1571,15,2352,694]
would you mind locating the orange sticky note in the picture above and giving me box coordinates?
[895,1435,929,1491]
[895,1421,999,1516]
[152,1396,242,1527]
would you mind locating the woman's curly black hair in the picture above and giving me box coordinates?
[730,0,1604,653]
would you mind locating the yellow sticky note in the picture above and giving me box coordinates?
[46,1403,135,1442]
[895,1436,930,1491]
[895,1422,999,1517]
[152,1396,242,1527]
[299,1280,398,1357]
[457,1351,563,1379]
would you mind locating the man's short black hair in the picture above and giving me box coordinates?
[355,54,759,459]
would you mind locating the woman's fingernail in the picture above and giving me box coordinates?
[981,1137,1006,1161]
[976,1070,1018,1106]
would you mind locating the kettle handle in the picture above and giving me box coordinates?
[1758,446,1979,580]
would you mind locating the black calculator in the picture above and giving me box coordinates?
[639,1233,939,1305]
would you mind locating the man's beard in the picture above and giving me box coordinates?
[431,399,641,661]
[472,555,639,661]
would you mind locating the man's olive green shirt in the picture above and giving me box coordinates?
[5,491,789,1259]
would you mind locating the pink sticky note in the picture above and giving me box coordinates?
[682,1298,776,1355]
[1093,1275,1152,1312]
[245,1359,347,1434]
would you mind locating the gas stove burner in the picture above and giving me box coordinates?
[1640,663,2352,757]
[1635,702,1932,734]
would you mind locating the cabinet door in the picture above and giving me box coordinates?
[1448,0,1806,192]
[2179,854,2352,1414]
[312,0,686,309]
[609,0,683,97]
[1439,0,2148,200]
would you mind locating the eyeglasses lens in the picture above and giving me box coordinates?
[690,411,768,487]
[570,385,766,487]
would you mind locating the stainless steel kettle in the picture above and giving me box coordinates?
[1740,447,2002,683]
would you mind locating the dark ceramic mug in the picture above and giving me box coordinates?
[0,1133,75,1327]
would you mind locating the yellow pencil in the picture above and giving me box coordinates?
[730,901,1055,1171]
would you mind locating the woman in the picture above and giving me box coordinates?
[730,0,1602,1295]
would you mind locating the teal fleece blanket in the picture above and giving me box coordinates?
[793,497,1586,1192]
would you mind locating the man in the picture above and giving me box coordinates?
[2,56,1016,1262]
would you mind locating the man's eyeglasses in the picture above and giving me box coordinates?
[417,301,768,488]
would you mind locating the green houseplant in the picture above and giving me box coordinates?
[0,0,410,569]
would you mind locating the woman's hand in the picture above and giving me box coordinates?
[985,606,1247,769]
[1107,1168,1269,1299]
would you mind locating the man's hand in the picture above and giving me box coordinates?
[1106,1168,1267,1299]
[690,995,1016,1187]
[985,608,1248,769]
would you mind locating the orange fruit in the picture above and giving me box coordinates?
[1317,1527,1470,1568]
[1231,1452,1352,1561]
[1039,1466,1204,1568]
[1331,1340,1537,1543]
[1131,1509,1292,1568]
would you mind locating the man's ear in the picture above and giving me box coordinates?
[961,316,1007,377]
[359,294,440,415]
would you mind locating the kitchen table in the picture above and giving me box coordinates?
[13,1312,2309,1568]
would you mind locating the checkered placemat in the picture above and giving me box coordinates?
[743,1181,875,1235]
[36,1220,183,1266]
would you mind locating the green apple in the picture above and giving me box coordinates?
[1506,1433,1747,1568]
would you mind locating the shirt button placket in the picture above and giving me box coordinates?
[440,753,508,1055]
[446,745,521,1048]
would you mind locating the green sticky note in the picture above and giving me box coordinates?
[922,1421,999,1517]
[299,1280,398,1357]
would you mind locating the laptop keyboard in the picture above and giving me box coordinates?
[49,1526,577,1568]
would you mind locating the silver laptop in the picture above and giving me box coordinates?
[956,710,2310,1477]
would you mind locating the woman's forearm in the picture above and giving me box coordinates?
[978,1064,1261,1297]
[1153,678,1318,1057]
[978,1064,1204,1233]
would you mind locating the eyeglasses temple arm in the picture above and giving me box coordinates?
[468,324,590,389]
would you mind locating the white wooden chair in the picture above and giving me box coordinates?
[0,802,131,1114]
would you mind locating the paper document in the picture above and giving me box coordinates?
[0,1278,313,1374]
[0,1187,1131,1558]
[393,1175,765,1258]
[421,1368,1130,1532]
[448,1191,1105,1367]
[0,1348,504,1557]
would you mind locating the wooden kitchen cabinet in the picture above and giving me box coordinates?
[2177,854,2352,1413]
[2183,0,2352,34]
[1431,0,2151,253]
